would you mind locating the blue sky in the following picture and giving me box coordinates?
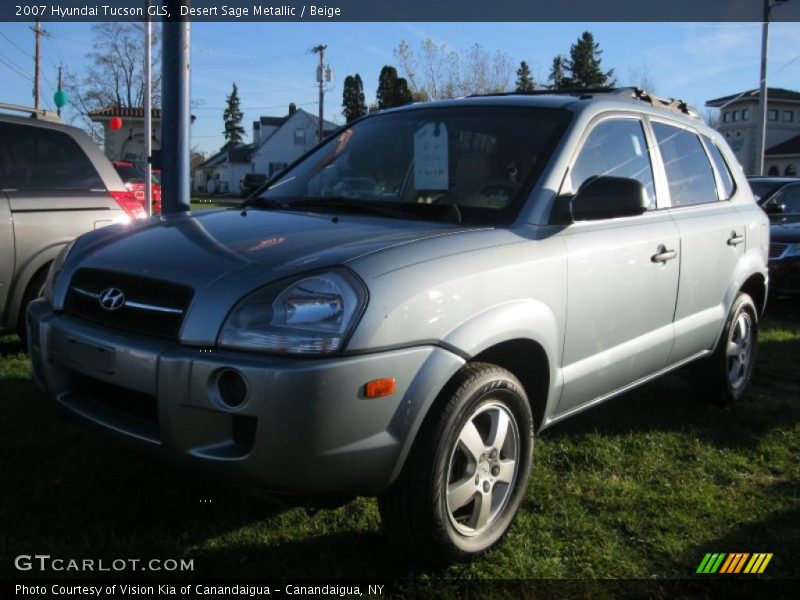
[1,21,799,156]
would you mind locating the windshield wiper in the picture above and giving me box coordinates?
[240,197,289,211]
[287,197,425,220]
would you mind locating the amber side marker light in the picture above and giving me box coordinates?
[364,378,396,398]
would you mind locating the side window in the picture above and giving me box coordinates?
[652,122,718,207]
[702,135,735,200]
[0,123,104,191]
[771,185,800,215]
[569,118,656,208]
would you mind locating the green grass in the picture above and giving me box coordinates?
[190,199,228,210]
[1,299,798,583]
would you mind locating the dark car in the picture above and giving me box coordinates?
[748,176,800,296]
[240,172,268,197]
[112,160,162,214]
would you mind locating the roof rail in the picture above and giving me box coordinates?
[0,102,62,122]
[468,87,701,119]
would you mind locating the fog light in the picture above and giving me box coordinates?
[364,378,396,398]
[214,369,248,409]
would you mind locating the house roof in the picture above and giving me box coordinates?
[89,107,162,119]
[766,134,800,156]
[706,88,800,107]
[197,142,253,169]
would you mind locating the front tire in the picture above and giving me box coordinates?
[690,292,758,405]
[378,363,534,563]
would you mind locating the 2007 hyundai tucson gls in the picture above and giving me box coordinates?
[28,89,769,562]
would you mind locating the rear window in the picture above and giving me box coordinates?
[703,136,735,200]
[0,122,105,191]
[652,122,718,207]
[114,164,145,183]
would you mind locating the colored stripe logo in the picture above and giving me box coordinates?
[696,553,773,574]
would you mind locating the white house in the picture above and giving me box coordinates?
[194,104,337,195]
[706,88,800,176]
[89,106,163,163]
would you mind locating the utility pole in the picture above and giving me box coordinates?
[56,66,62,117]
[756,0,790,176]
[312,44,328,142]
[30,19,48,110]
[144,0,153,216]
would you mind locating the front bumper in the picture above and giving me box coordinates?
[27,300,464,495]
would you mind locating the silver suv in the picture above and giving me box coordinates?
[27,89,769,562]
[1,105,144,345]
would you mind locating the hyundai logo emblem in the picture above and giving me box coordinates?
[98,287,126,311]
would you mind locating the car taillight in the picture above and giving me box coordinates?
[110,190,147,219]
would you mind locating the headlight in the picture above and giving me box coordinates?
[785,243,800,258]
[218,269,367,355]
[42,241,76,304]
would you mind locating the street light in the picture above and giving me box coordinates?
[756,0,790,176]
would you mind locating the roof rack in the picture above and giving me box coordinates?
[0,102,62,123]
[468,87,701,119]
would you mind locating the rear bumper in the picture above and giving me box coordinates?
[27,300,464,495]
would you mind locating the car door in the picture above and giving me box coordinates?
[649,121,746,364]
[556,115,681,415]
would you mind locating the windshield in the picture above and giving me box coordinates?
[256,106,570,224]
[749,180,783,203]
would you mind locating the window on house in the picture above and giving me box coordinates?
[768,166,780,176]
[268,162,288,176]
[741,108,750,121]
[732,110,739,121]
[294,129,306,145]
[783,111,795,123]
[768,110,779,121]
[787,164,797,177]
[723,112,730,123]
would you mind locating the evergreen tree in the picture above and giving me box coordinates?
[515,60,535,92]
[376,66,413,109]
[565,31,616,89]
[342,73,367,123]
[223,82,245,149]
[548,55,570,89]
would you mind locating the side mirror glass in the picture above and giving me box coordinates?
[763,202,785,215]
[570,176,648,221]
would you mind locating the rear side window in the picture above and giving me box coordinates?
[652,122,718,207]
[570,118,656,208]
[703,136,735,199]
[0,123,105,191]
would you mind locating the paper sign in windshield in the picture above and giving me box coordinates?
[414,123,449,190]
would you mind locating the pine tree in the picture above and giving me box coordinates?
[223,82,245,149]
[548,55,570,89]
[515,61,535,92]
[376,66,413,109]
[565,31,616,89]
[342,73,367,122]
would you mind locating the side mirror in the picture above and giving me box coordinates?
[570,176,648,221]
[763,202,785,215]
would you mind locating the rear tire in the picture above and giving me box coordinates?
[15,267,49,350]
[378,362,534,564]
[690,292,758,405]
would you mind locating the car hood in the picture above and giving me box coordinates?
[770,215,800,243]
[71,208,484,289]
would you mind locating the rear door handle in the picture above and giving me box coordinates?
[651,244,677,263]
[727,232,745,246]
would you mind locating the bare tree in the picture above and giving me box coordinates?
[627,65,657,93]
[65,23,161,140]
[394,39,512,100]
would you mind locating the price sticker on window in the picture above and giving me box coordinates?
[414,123,449,190]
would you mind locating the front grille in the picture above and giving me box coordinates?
[71,371,159,429]
[64,268,193,340]
[769,243,789,259]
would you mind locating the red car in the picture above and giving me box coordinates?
[111,160,162,214]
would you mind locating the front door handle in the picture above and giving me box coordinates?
[727,232,745,246]
[651,245,677,264]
